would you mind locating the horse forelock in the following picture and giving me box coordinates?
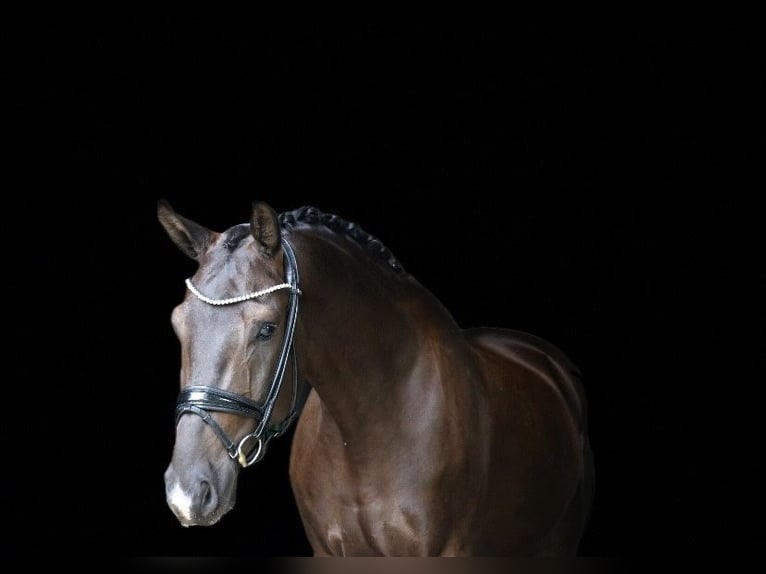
[221,223,251,251]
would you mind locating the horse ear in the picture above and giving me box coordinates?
[250,201,282,257]
[157,199,215,260]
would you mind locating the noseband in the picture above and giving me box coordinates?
[174,237,308,467]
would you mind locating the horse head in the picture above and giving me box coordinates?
[158,200,303,526]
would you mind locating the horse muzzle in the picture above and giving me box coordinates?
[164,463,235,527]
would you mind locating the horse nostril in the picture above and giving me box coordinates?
[200,481,211,504]
[198,479,217,515]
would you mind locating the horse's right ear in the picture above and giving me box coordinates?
[157,199,215,260]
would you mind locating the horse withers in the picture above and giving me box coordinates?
[158,200,595,556]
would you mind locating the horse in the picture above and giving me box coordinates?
[158,200,595,556]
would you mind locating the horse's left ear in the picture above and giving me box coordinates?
[250,201,282,257]
[157,199,216,260]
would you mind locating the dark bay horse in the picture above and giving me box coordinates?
[158,200,595,556]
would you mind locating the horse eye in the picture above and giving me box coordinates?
[256,323,277,340]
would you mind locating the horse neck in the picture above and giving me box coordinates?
[290,228,460,443]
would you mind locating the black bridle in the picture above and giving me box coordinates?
[174,237,309,467]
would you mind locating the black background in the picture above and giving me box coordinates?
[5,17,761,559]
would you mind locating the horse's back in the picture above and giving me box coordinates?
[464,327,594,555]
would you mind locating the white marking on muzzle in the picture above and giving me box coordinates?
[167,482,195,523]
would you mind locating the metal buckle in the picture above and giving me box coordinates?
[236,434,265,467]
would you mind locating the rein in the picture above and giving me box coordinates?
[174,237,308,467]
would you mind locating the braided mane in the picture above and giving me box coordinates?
[279,206,405,274]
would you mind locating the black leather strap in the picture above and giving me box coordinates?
[176,386,266,420]
[176,403,238,459]
[253,237,301,439]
